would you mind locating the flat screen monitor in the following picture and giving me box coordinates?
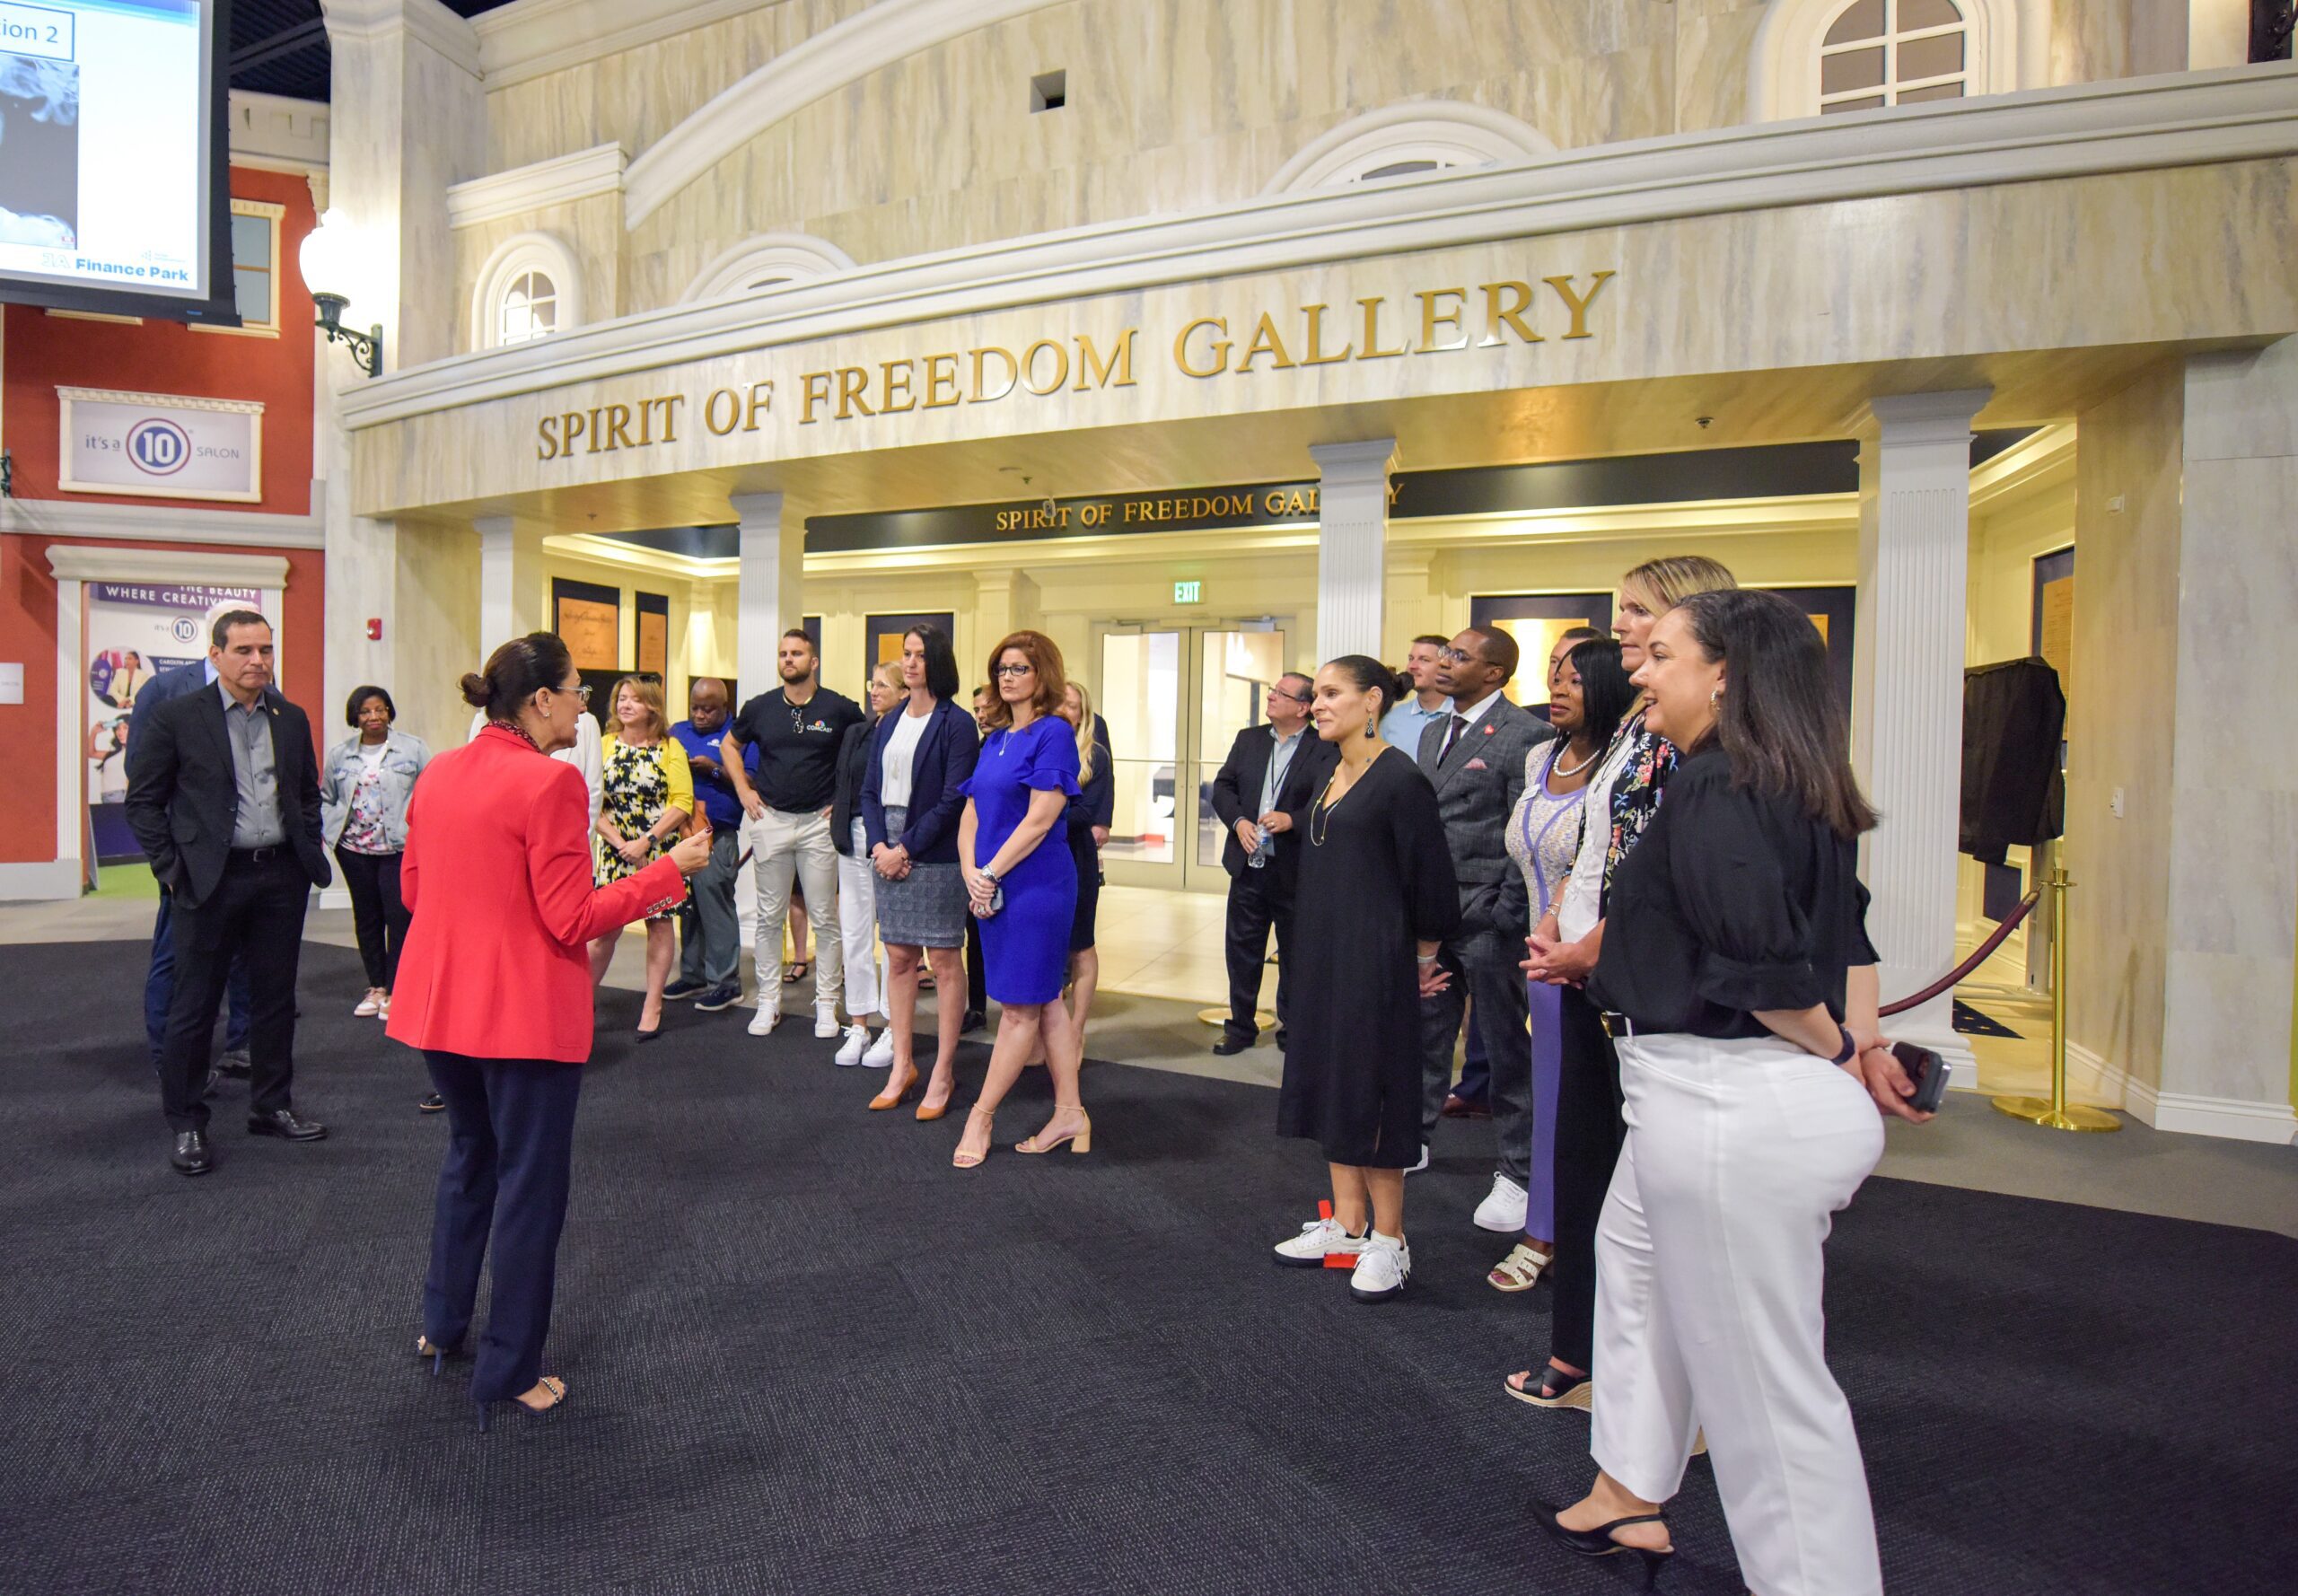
[0,0,237,325]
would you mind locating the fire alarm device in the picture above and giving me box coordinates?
[365,618,382,641]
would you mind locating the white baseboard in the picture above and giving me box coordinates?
[0,860,82,901]
[2064,1040,2296,1144]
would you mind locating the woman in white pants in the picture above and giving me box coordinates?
[1535,590,1934,1596]
[828,662,902,1065]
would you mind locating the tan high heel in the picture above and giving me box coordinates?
[952,1104,995,1168]
[868,1069,918,1111]
[1016,1105,1091,1154]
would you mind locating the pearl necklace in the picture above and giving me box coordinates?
[1549,740,1600,780]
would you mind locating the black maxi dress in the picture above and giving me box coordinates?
[1276,748,1460,1168]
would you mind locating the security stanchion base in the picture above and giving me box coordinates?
[1991,1094,2122,1132]
[1197,1006,1276,1030]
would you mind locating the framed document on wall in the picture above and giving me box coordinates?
[553,578,620,672]
[1469,592,1615,708]
[2030,548,2074,693]
[636,592,670,677]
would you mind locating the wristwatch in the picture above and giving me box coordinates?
[1830,1026,1857,1065]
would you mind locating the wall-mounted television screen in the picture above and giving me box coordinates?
[0,0,237,325]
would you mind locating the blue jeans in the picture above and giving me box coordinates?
[145,888,251,1069]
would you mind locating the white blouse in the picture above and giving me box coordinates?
[877,707,931,810]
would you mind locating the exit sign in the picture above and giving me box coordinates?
[1174,580,1202,604]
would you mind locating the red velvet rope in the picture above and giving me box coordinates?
[1878,890,2041,1016]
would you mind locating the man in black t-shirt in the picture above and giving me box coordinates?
[724,629,864,1039]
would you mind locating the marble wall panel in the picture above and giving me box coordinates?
[1674,1,1770,136]
[453,194,625,355]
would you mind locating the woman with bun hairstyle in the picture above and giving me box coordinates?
[388,635,713,1429]
[1268,655,1459,1303]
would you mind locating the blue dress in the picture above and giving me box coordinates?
[960,715,1082,1004]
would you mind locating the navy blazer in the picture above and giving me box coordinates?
[859,698,980,864]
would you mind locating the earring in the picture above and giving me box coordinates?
[1709,686,1723,707]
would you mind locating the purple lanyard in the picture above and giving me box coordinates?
[1519,743,1581,905]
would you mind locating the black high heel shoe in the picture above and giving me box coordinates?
[414,1335,460,1377]
[1531,1500,1674,1590]
[475,1376,566,1432]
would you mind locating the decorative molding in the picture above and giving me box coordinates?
[546,532,728,581]
[679,232,860,303]
[623,0,1067,229]
[447,143,627,230]
[342,66,2298,433]
[319,0,483,80]
[0,489,327,549]
[0,862,80,903]
[227,91,330,172]
[41,545,295,586]
[1264,100,1557,194]
[2073,1039,2298,1142]
[56,386,266,416]
[1968,421,2075,510]
[469,231,586,351]
[1748,0,2049,124]
[472,0,783,91]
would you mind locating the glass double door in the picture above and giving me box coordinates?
[1098,623,1291,893]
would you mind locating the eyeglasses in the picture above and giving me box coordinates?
[551,682,590,703]
[1437,646,1474,665]
[1268,687,1311,705]
[994,662,1034,677]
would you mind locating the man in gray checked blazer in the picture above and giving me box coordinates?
[1416,627,1554,1230]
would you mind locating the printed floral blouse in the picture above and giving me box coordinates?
[1600,718,1678,913]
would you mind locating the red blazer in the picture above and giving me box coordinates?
[387,725,688,1063]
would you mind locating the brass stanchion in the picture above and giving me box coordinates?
[1198,1006,1276,1031]
[1992,864,2120,1132]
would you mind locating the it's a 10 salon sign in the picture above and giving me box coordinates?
[57,387,266,504]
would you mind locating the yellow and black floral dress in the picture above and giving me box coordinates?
[597,733,694,920]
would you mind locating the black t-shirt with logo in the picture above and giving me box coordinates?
[729,686,865,811]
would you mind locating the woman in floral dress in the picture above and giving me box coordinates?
[589,676,695,1041]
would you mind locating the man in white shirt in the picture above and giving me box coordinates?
[1380,635,1452,750]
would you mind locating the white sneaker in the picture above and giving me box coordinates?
[1349,1232,1411,1302]
[353,990,382,1018]
[1403,1144,1430,1175]
[814,1005,842,1039]
[1272,1216,1368,1268]
[860,1029,895,1069]
[747,1003,781,1037]
[834,1024,870,1066]
[1472,1173,1530,1233]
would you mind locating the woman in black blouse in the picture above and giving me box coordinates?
[1269,656,1458,1302]
[1534,591,1932,1596]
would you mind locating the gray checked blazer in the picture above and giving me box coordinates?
[1415,695,1555,951]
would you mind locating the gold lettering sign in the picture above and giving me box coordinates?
[535,272,1617,460]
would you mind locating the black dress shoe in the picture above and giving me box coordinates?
[960,1010,987,1035]
[171,1130,214,1176]
[633,1025,662,1045]
[1211,1034,1253,1057]
[417,1093,446,1113]
[248,1108,328,1142]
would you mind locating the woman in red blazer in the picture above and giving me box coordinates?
[388,633,709,1428]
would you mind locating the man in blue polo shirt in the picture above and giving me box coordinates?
[663,677,750,1012]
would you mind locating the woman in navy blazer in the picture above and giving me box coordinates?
[860,624,980,1119]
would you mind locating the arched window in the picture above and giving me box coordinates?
[1263,101,1554,195]
[678,232,859,304]
[1819,0,1969,114]
[469,232,584,352]
[498,268,557,345]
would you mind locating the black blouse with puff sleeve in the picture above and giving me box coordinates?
[1588,744,1879,1040]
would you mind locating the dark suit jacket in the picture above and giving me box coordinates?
[859,697,981,864]
[1415,695,1553,943]
[830,715,875,857]
[1207,724,1338,885]
[1066,714,1116,839]
[124,681,331,908]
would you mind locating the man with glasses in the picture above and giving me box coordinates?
[469,680,602,822]
[1416,628,1551,1224]
[724,629,864,1039]
[1206,671,1337,1057]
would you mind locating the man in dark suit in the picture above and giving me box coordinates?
[128,653,253,1085]
[1416,627,1553,1227]
[125,610,333,1176]
[1206,671,1337,1056]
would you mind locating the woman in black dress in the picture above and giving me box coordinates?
[1272,655,1460,1302]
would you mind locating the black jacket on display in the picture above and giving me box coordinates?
[1960,657,2066,864]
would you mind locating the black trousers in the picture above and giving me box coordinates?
[1417,933,1534,1181]
[159,852,309,1131]
[1221,864,1294,1041]
[1546,983,1627,1372]
[335,846,410,989]
[422,1051,583,1404]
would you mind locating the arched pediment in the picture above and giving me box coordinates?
[1262,100,1557,195]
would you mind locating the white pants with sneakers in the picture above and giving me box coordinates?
[1591,1029,1886,1596]
[748,807,842,1014]
[836,820,884,1019]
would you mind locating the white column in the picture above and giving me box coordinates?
[475,514,547,655]
[732,492,803,695]
[1851,389,1989,1069]
[1311,439,1396,664]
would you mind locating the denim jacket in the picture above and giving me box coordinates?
[320,729,430,851]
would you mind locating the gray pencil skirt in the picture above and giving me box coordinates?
[873,805,968,948]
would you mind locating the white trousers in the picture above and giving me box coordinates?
[747,808,842,1013]
[836,819,884,1020]
[1592,1030,1886,1596]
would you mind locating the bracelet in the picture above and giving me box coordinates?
[1416,953,1439,964]
[1830,1025,1856,1065]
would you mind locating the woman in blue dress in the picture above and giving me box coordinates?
[953,630,1086,1168]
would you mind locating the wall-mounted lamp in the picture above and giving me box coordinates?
[298,210,384,378]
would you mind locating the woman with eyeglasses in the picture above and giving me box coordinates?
[589,675,693,1043]
[469,679,603,825]
[951,631,1086,1167]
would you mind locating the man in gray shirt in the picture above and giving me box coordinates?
[126,610,334,1177]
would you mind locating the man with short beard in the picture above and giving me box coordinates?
[664,678,750,1012]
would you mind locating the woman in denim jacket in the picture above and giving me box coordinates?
[320,685,431,1030]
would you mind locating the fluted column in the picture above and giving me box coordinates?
[1852,389,1988,1069]
[732,492,803,694]
[1311,439,1396,664]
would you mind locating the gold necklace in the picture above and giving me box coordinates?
[1309,742,1382,846]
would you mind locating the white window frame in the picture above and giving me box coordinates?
[1747,0,2047,123]
[1263,101,1556,195]
[469,231,585,352]
[1818,1,1970,115]
[189,197,286,338]
[678,232,859,304]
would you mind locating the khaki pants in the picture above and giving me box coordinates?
[747,807,843,1015]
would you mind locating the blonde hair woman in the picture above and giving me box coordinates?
[1056,681,1114,1055]
[589,675,693,1042]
